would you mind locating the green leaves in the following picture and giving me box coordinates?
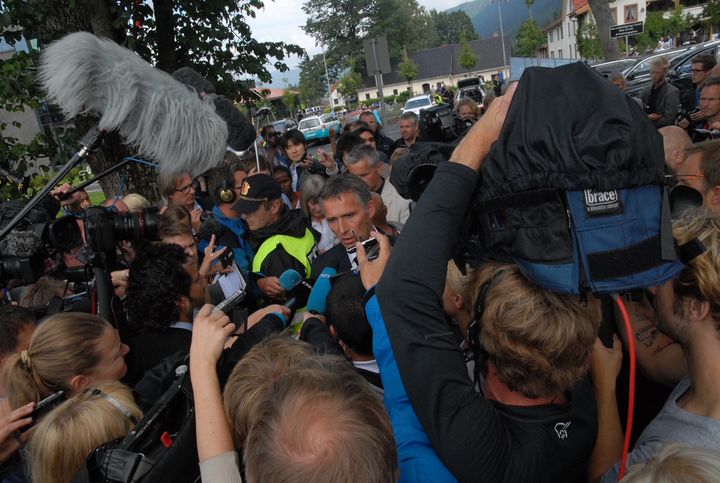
[514,19,545,57]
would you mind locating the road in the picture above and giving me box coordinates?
[307,110,401,158]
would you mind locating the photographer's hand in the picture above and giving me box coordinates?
[677,118,690,129]
[199,235,228,279]
[690,110,704,122]
[190,208,203,234]
[450,82,517,171]
[357,231,392,290]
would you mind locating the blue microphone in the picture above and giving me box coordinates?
[306,267,337,315]
[278,269,311,311]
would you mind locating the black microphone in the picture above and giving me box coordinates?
[0,230,46,283]
[0,230,44,258]
[278,269,312,311]
[198,218,226,242]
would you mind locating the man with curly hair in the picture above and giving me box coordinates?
[123,243,205,385]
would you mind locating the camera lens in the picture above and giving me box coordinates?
[111,207,160,242]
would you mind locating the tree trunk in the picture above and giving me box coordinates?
[153,0,177,73]
[588,0,621,61]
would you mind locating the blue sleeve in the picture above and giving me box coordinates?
[366,293,457,483]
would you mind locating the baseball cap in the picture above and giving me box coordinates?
[232,174,282,214]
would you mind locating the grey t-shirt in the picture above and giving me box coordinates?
[602,376,720,482]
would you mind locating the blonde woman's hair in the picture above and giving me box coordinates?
[224,333,314,446]
[671,211,720,323]
[3,312,109,408]
[27,381,142,483]
[622,443,720,482]
[122,193,151,212]
[446,260,474,310]
[471,263,600,398]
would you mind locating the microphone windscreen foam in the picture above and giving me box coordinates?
[172,67,216,95]
[307,267,337,314]
[278,269,303,291]
[212,96,257,152]
[39,32,228,176]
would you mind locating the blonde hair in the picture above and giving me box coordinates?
[446,260,474,307]
[244,356,397,483]
[471,263,600,398]
[224,333,314,446]
[622,443,720,482]
[19,277,68,308]
[122,193,151,212]
[159,171,191,205]
[27,381,142,483]
[671,211,720,323]
[3,312,109,408]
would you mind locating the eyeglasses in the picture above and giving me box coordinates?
[174,179,196,194]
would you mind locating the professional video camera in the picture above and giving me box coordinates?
[418,103,475,143]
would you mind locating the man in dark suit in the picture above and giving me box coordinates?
[311,174,377,275]
[123,243,205,385]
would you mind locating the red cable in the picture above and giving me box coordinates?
[614,294,636,480]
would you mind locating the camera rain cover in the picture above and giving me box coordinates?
[473,62,686,294]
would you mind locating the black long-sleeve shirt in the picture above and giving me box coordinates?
[377,162,597,483]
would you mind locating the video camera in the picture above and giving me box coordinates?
[419,103,475,143]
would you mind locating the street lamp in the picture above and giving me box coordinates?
[492,0,508,72]
[321,48,335,114]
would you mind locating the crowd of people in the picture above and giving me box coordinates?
[1,60,720,483]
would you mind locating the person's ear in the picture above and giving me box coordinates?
[272,199,282,214]
[368,198,376,219]
[453,293,465,311]
[69,374,90,393]
[687,298,711,322]
[709,185,720,208]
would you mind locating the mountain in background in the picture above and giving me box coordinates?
[257,67,301,89]
[448,0,562,41]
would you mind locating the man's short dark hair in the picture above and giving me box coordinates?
[692,54,717,72]
[326,273,373,356]
[336,132,364,159]
[274,165,291,178]
[0,306,35,355]
[352,125,375,139]
[684,139,720,189]
[126,243,191,333]
[280,129,306,149]
[346,145,380,168]
[319,174,372,208]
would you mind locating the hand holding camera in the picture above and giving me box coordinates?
[356,231,392,290]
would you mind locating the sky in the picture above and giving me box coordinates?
[246,0,468,86]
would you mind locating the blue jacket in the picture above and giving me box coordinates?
[365,292,456,483]
[211,206,254,272]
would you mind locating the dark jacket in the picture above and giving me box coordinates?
[377,162,597,482]
[124,327,193,386]
[641,79,680,128]
[311,242,353,276]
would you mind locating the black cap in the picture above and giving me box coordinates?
[232,174,282,214]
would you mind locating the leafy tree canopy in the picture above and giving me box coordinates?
[429,9,478,45]
[514,19,545,57]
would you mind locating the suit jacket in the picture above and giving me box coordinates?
[311,242,352,277]
[641,80,680,128]
[124,327,193,386]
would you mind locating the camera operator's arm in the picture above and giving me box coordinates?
[615,294,686,387]
[189,305,241,482]
[376,84,517,482]
[588,337,623,483]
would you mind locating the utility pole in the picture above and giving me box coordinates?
[322,48,335,114]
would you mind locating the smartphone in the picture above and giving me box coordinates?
[212,288,246,314]
[20,391,66,432]
[219,249,235,269]
[347,237,380,261]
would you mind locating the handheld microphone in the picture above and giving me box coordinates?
[306,267,337,314]
[278,269,312,311]
[198,218,226,242]
[38,32,228,176]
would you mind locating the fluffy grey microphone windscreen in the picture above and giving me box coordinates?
[38,32,228,176]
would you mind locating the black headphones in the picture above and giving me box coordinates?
[216,165,236,204]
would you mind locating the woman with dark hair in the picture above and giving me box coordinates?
[279,129,338,192]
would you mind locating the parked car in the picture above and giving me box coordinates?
[455,77,485,106]
[590,58,638,78]
[297,113,342,143]
[402,94,434,116]
[271,118,297,133]
[624,40,720,104]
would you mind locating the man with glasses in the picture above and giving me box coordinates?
[641,57,680,129]
[160,171,203,233]
[674,140,720,213]
[678,54,717,130]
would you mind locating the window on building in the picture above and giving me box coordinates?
[560,26,563,40]
[393,89,398,95]
[624,4,638,23]
[365,93,370,100]
[551,51,555,59]
[334,99,339,105]
[549,30,553,42]
[610,8,617,25]
[559,49,563,58]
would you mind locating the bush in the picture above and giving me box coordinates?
[383,94,396,104]
[395,90,412,104]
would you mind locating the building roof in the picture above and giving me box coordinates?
[251,87,296,101]
[361,35,512,89]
